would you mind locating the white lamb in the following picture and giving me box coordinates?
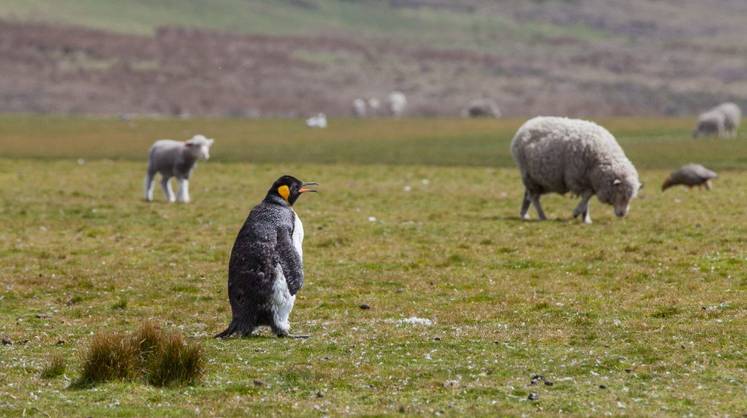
[387,91,407,118]
[144,134,214,203]
[511,116,641,224]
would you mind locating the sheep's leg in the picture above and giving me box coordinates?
[572,192,593,224]
[705,180,713,190]
[520,190,532,220]
[144,172,156,202]
[177,178,190,203]
[529,193,547,221]
[160,176,175,202]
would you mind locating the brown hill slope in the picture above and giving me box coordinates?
[0,1,746,117]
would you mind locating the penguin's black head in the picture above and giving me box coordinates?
[267,175,317,206]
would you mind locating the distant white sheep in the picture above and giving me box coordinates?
[145,135,214,203]
[715,102,741,137]
[387,91,407,118]
[462,98,501,118]
[352,98,367,117]
[306,113,327,128]
[693,102,741,138]
[693,110,726,138]
[511,116,641,224]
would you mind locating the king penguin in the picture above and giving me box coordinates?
[216,175,317,338]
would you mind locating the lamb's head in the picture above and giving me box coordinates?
[596,169,641,218]
[185,135,214,160]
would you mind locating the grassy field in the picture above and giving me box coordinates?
[1,116,746,416]
[2,116,747,168]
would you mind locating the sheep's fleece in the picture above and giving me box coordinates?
[511,116,641,223]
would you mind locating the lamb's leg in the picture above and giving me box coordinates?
[572,192,593,224]
[160,176,175,202]
[520,190,532,220]
[529,193,547,221]
[705,180,713,190]
[177,178,190,203]
[144,172,155,202]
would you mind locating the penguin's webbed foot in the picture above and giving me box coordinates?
[215,320,256,339]
[273,327,289,338]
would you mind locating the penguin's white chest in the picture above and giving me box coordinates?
[269,211,303,331]
[291,210,304,260]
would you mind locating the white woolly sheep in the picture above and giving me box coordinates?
[511,116,641,224]
[387,91,407,118]
[715,102,741,137]
[306,113,327,128]
[145,134,214,203]
[693,109,727,138]
[352,98,367,117]
[462,98,501,118]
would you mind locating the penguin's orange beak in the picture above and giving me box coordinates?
[299,182,318,193]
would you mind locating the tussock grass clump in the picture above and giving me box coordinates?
[146,332,205,387]
[40,353,66,379]
[77,332,139,385]
[77,322,204,387]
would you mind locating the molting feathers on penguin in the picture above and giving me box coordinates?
[216,175,317,339]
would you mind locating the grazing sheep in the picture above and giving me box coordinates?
[511,116,641,224]
[693,110,726,139]
[387,91,407,118]
[352,98,367,117]
[662,164,718,191]
[715,102,741,137]
[305,113,327,128]
[462,98,501,118]
[145,135,214,203]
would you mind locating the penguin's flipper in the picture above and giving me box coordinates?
[277,226,304,295]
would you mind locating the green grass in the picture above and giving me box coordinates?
[0,0,609,49]
[0,117,746,416]
[1,116,747,169]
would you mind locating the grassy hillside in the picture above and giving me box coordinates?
[0,1,745,116]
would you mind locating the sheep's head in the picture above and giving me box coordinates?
[186,135,214,160]
[596,170,641,218]
[592,163,643,218]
